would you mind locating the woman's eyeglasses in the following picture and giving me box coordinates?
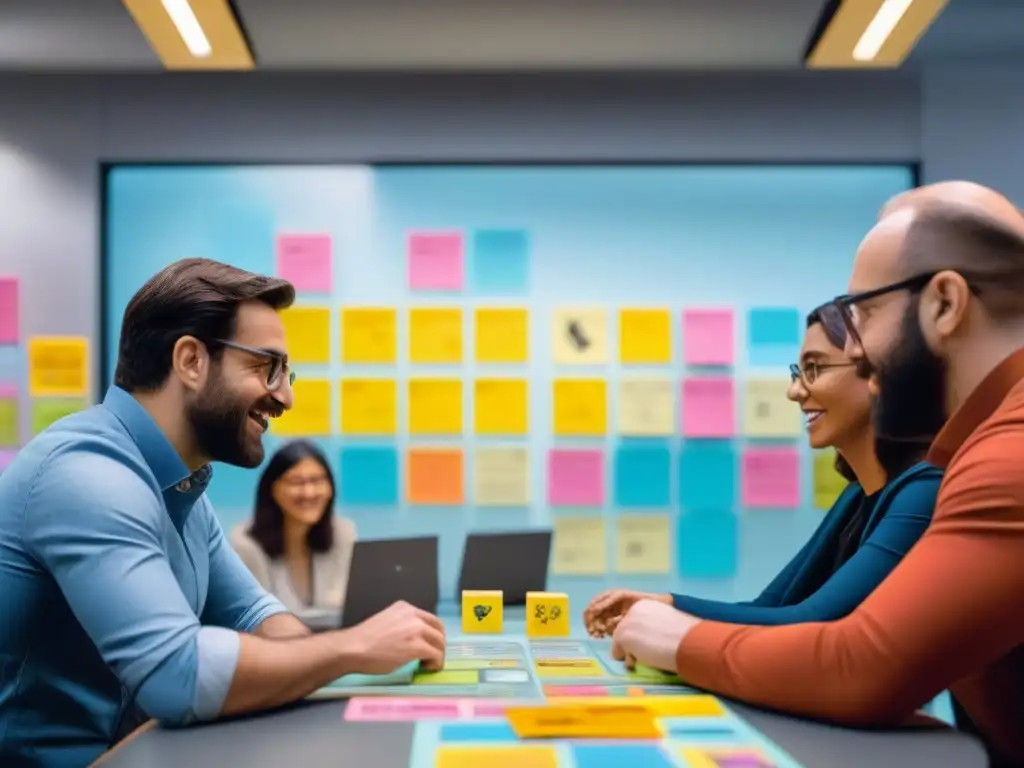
[214,340,295,392]
[789,361,855,385]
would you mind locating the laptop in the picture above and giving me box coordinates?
[340,536,440,628]
[457,530,552,606]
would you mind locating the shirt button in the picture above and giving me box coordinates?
[176,480,191,492]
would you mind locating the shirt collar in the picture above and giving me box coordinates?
[102,386,212,492]
[927,346,1024,468]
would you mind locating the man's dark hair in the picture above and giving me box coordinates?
[901,202,1024,318]
[114,258,295,392]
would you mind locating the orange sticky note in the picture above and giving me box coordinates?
[436,745,558,768]
[506,705,661,739]
[407,448,464,505]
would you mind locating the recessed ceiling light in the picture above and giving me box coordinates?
[853,0,915,61]
[161,0,212,58]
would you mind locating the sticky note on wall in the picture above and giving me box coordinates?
[813,448,849,510]
[339,447,399,506]
[474,379,528,435]
[548,449,604,507]
[342,308,397,364]
[28,337,88,397]
[274,379,332,436]
[409,378,463,435]
[410,308,463,364]
[475,447,529,506]
[552,308,607,365]
[618,378,674,436]
[475,308,528,363]
[677,511,738,578]
[681,377,735,437]
[748,307,800,368]
[619,308,671,364]
[0,277,19,344]
[471,229,530,294]
[31,397,85,436]
[0,392,18,446]
[553,379,607,436]
[683,309,734,366]
[280,307,331,364]
[340,378,397,435]
[614,445,671,508]
[679,442,737,511]
[276,234,332,293]
[742,447,800,509]
[407,448,464,505]
[743,378,801,437]
[615,514,671,574]
[408,231,464,291]
[552,516,607,575]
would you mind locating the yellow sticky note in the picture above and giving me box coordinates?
[28,337,88,397]
[615,515,671,574]
[30,397,85,436]
[0,397,17,447]
[552,517,606,575]
[551,308,607,365]
[549,695,723,717]
[340,378,396,435]
[814,448,849,510]
[506,705,661,739]
[475,308,528,363]
[436,745,559,768]
[534,658,603,677]
[474,447,529,506]
[552,379,606,436]
[280,307,331,364]
[341,308,397,364]
[408,378,463,435]
[619,308,672,364]
[618,378,674,436]
[461,590,504,634]
[410,308,462,364]
[274,379,332,436]
[743,378,802,437]
[474,378,528,435]
[411,669,478,686]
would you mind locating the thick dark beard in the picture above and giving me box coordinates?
[187,374,266,469]
[870,296,948,445]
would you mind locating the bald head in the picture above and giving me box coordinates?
[881,181,1024,236]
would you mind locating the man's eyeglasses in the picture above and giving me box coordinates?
[789,361,855,385]
[214,340,295,392]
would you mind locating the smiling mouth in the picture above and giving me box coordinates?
[805,410,825,425]
[248,410,273,433]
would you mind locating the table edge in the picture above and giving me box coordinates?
[89,720,157,766]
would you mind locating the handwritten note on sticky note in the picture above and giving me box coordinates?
[410,308,463,364]
[31,397,85,436]
[408,378,463,435]
[619,308,672,364]
[744,378,801,437]
[814,449,848,510]
[342,308,397,363]
[552,308,608,365]
[682,378,735,437]
[28,337,88,397]
[684,309,734,366]
[340,378,397,435]
[475,308,528,363]
[407,448,464,505]
[474,378,528,435]
[553,379,607,436]
[273,379,332,436]
[475,447,529,506]
[280,307,331,364]
[615,515,671,574]
[552,516,607,575]
[0,277,19,344]
[618,378,674,436]
[408,231,464,291]
[742,447,800,509]
[0,396,18,446]
[548,449,604,506]
[276,234,332,293]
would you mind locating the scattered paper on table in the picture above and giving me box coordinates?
[0,395,17,446]
[548,449,604,507]
[340,378,397,435]
[407,448,464,505]
[408,378,463,435]
[615,514,671,574]
[31,397,85,436]
[273,379,332,436]
[475,446,529,506]
[474,378,528,435]
[744,378,801,437]
[552,516,607,575]
[742,446,800,508]
[552,378,607,436]
[551,308,607,365]
[813,448,848,510]
[408,231,464,291]
[614,445,671,508]
[0,449,15,473]
[619,308,672,364]
[339,447,399,506]
[341,308,397,364]
[618,377,674,436]
[280,306,331,364]
[28,337,88,397]
[276,234,332,293]
[471,229,530,294]
[681,377,735,437]
[0,277,19,344]
[475,308,528,363]
[683,308,734,366]
[409,308,463,364]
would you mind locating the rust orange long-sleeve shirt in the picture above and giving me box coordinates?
[675,348,1024,767]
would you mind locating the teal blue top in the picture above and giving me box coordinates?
[672,461,942,625]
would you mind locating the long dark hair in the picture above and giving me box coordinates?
[805,303,925,484]
[247,440,335,557]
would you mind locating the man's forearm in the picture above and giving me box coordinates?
[254,612,312,639]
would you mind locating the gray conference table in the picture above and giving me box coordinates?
[96,608,989,768]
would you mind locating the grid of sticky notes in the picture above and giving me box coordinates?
[0,276,89,474]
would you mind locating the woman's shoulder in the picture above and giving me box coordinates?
[229,523,268,559]
[330,514,357,540]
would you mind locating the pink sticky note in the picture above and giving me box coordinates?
[682,377,735,437]
[548,449,604,506]
[543,686,608,696]
[276,234,332,293]
[684,308,734,366]
[408,231,464,291]
[0,381,17,399]
[742,447,800,508]
[0,449,15,472]
[344,697,463,722]
[0,277,19,344]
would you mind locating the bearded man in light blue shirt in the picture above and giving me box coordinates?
[0,258,445,766]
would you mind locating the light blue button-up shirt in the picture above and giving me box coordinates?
[0,386,287,766]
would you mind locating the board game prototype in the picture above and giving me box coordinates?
[311,591,807,768]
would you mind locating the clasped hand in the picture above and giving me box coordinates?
[608,598,703,675]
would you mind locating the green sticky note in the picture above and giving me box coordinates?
[631,662,681,683]
[411,669,479,686]
[813,449,848,511]
[0,398,17,447]
[31,397,85,436]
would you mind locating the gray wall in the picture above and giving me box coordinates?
[0,68,1020,401]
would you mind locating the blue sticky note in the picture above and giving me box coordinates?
[614,444,671,508]
[440,722,518,743]
[677,511,738,578]
[678,442,737,511]
[471,229,529,294]
[748,307,800,346]
[339,446,399,506]
[572,744,675,768]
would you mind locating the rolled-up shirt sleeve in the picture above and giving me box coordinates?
[22,451,239,724]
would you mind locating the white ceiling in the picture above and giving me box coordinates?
[0,0,1018,71]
